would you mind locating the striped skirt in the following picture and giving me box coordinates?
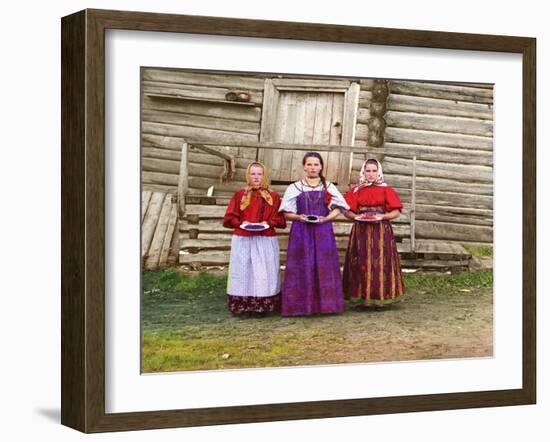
[227,235,281,314]
[343,220,405,307]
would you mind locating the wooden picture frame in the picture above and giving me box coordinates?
[61,9,536,433]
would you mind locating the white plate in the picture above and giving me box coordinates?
[240,223,269,231]
[355,216,383,222]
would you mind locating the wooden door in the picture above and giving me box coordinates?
[259,78,360,184]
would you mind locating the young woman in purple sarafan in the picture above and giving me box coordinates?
[279,152,349,316]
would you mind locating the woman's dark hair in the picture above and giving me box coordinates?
[302,151,327,189]
[365,158,379,168]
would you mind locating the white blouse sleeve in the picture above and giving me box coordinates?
[279,183,300,213]
[326,182,350,212]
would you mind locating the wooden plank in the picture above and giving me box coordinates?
[394,187,493,210]
[382,143,493,166]
[328,93,345,181]
[142,122,259,144]
[385,127,493,151]
[416,220,493,243]
[178,248,460,268]
[414,205,493,226]
[289,93,309,181]
[182,203,412,223]
[385,111,493,137]
[143,95,262,122]
[189,147,251,167]
[358,90,373,108]
[416,212,492,227]
[179,218,410,237]
[187,163,246,181]
[141,192,166,257]
[186,176,284,194]
[177,142,189,218]
[191,143,236,161]
[143,81,263,104]
[159,200,179,267]
[359,79,376,90]
[385,174,493,196]
[387,94,493,120]
[145,194,174,269]
[411,156,416,252]
[141,191,152,223]
[356,107,372,124]
[279,93,298,181]
[187,187,235,198]
[181,235,353,252]
[312,93,334,181]
[355,123,368,142]
[142,157,181,175]
[142,147,182,161]
[272,78,351,89]
[304,93,319,145]
[146,93,259,107]
[383,156,493,183]
[142,171,179,187]
[141,134,187,151]
[142,109,260,135]
[258,78,278,171]
[339,82,360,185]
[191,141,366,154]
[142,68,266,90]
[142,184,178,194]
[389,81,494,104]
[167,207,182,266]
[190,143,241,156]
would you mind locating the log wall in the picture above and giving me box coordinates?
[140,69,494,270]
[383,80,494,243]
[141,69,263,195]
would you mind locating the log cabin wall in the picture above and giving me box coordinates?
[141,69,494,271]
[141,68,264,197]
[381,80,494,245]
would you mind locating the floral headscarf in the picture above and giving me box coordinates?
[240,162,274,210]
[354,159,387,192]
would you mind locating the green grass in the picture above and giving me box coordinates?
[141,268,494,372]
[404,271,493,294]
[463,245,493,257]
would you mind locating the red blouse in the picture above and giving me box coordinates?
[344,185,403,213]
[223,189,286,237]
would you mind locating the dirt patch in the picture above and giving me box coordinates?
[142,280,493,371]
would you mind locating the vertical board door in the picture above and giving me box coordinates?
[259,78,360,184]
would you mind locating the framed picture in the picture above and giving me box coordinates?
[61,8,536,433]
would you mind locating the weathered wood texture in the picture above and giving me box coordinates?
[141,69,263,194]
[174,195,478,269]
[383,80,494,244]
[141,71,495,257]
[141,192,179,270]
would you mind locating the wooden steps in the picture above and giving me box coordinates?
[176,185,472,272]
[179,235,471,272]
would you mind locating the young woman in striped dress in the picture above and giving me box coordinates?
[343,159,405,310]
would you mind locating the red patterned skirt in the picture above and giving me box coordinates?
[227,294,281,315]
[343,219,405,307]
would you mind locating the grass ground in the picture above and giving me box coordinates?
[141,268,493,373]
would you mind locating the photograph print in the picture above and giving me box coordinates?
[139,67,494,373]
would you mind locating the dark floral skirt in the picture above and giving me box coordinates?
[227,294,281,315]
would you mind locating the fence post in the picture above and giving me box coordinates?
[411,155,417,253]
[177,141,189,219]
